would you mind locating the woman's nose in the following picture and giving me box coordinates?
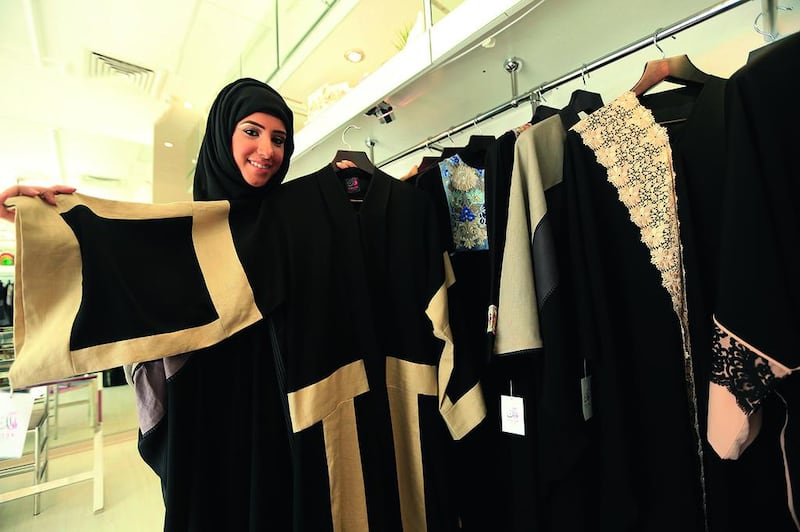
[257,138,273,158]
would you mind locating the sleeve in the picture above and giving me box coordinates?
[8,193,262,388]
[708,35,800,459]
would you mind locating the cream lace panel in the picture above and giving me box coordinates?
[573,92,707,528]
[573,91,687,332]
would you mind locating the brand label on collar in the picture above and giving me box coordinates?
[345,177,361,194]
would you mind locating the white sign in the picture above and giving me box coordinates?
[0,392,35,459]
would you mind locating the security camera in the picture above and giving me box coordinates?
[366,100,394,124]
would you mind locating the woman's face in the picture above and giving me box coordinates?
[231,112,288,188]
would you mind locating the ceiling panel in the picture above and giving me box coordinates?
[171,1,275,109]
[0,1,36,62]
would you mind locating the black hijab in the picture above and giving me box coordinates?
[193,78,295,201]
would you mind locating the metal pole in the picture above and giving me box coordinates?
[377,0,750,168]
[504,57,523,100]
[760,0,778,40]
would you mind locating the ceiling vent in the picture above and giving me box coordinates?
[87,51,157,96]
[80,174,124,185]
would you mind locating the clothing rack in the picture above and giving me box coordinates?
[377,0,752,168]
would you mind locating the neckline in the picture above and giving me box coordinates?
[633,75,724,142]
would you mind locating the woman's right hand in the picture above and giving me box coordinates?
[0,184,77,222]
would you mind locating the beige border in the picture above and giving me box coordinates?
[323,400,369,532]
[386,356,437,532]
[287,359,371,532]
[425,253,486,440]
[287,359,370,433]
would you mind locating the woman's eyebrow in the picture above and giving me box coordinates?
[240,120,265,129]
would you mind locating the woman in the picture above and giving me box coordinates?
[132,78,297,531]
[1,78,299,530]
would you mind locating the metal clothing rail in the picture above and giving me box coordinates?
[377,0,752,168]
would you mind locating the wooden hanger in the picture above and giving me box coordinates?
[630,54,711,96]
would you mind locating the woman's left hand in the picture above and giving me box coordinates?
[0,184,77,222]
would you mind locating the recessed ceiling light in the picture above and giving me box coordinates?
[163,141,174,148]
[184,101,193,109]
[344,48,365,63]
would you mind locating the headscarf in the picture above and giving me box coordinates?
[193,78,295,201]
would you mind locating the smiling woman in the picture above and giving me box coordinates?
[231,113,288,188]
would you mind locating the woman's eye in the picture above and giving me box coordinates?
[273,136,285,146]
[243,128,259,137]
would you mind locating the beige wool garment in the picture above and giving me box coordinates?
[7,193,262,389]
[494,114,566,356]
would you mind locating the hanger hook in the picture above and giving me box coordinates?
[472,118,483,134]
[341,124,360,150]
[581,65,589,85]
[446,129,455,144]
[753,12,776,41]
[537,87,546,103]
[652,29,665,58]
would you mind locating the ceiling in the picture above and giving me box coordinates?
[0,0,797,247]
[0,0,459,200]
[0,0,459,243]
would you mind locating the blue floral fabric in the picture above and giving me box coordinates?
[439,154,488,251]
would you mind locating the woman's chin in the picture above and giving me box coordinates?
[244,172,272,188]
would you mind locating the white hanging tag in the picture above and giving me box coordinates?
[0,391,35,459]
[500,394,525,436]
[581,359,593,421]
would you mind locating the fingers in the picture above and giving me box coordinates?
[335,160,357,169]
[0,184,78,223]
[0,186,21,223]
[51,185,77,195]
[0,202,15,223]
[38,185,76,205]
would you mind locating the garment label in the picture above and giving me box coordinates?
[581,375,593,421]
[0,392,35,459]
[344,177,361,194]
[487,305,498,334]
[500,395,525,436]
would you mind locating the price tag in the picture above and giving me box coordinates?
[500,394,525,436]
[487,305,498,334]
[0,391,35,459]
[581,375,593,421]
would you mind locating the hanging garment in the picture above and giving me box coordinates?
[415,149,503,531]
[710,31,800,531]
[565,68,799,531]
[493,114,592,532]
[265,165,486,531]
[566,90,711,531]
